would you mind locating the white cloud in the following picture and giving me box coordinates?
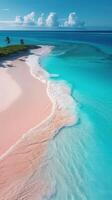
[15,16,23,25]
[14,12,35,26]
[64,12,77,27]
[37,13,45,27]
[46,12,59,27]
[23,12,35,25]
[0,11,85,29]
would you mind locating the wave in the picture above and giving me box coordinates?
[23,45,78,200]
[26,45,78,126]
[0,45,78,200]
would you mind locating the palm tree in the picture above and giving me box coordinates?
[20,39,24,45]
[5,37,11,45]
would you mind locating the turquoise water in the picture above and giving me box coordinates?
[0,31,112,199]
[41,41,112,200]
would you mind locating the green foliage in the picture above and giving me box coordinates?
[0,45,29,57]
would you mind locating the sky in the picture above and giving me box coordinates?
[0,0,112,30]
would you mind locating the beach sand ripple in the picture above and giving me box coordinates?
[0,46,77,200]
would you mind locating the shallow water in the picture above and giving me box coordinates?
[0,31,112,200]
[41,40,112,200]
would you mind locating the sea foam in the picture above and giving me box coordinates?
[0,45,78,200]
[26,45,78,126]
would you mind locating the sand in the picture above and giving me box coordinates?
[0,57,52,157]
[0,46,76,200]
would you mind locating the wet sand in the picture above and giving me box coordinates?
[0,57,52,157]
[0,46,76,200]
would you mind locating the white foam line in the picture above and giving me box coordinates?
[0,46,56,161]
[0,45,77,161]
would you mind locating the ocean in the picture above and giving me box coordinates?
[0,31,112,200]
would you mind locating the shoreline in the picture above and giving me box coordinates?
[0,45,77,199]
[0,45,53,159]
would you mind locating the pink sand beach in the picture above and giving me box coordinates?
[0,46,76,200]
[0,57,52,157]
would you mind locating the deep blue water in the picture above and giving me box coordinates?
[0,31,112,200]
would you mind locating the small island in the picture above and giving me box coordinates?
[0,44,41,57]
